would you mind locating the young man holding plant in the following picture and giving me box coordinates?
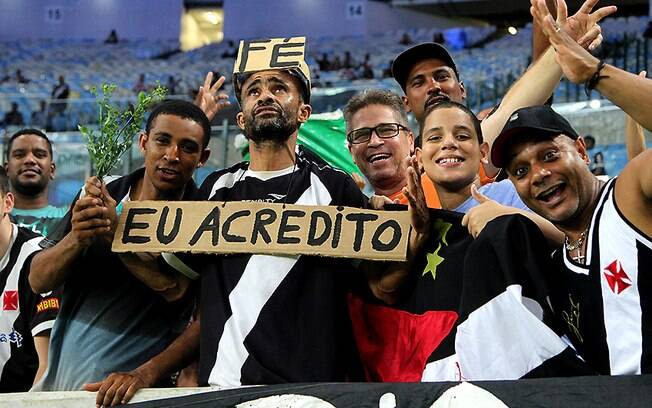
[29,100,212,392]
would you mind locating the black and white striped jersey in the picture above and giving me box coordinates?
[172,155,368,387]
[0,224,59,391]
[552,177,652,374]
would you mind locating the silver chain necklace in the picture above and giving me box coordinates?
[565,229,588,262]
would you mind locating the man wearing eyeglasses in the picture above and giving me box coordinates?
[344,89,441,208]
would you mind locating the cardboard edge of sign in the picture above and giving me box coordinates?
[111,244,408,262]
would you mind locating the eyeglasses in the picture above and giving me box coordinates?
[347,123,409,144]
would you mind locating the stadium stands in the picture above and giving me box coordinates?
[1,15,650,131]
[1,16,650,205]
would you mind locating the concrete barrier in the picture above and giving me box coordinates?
[1,387,218,407]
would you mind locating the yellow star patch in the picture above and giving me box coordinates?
[432,219,452,245]
[422,243,445,280]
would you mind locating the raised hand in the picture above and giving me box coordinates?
[532,0,617,50]
[533,0,603,83]
[403,155,430,256]
[194,72,231,121]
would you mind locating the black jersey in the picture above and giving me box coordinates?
[351,212,591,382]
[173,156,367,386]
[551,178,652,374]
[0,225,59,391]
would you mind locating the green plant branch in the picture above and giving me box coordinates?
[78,84,167,179]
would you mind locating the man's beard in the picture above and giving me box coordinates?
[13,178,48,197]
[245,104,298,145]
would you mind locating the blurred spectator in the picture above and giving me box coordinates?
[104,29,119,44]
[166,75,181,95]
[399,32,413,45]
[433,32,445,44]
[644,21,652,39]
[317,53,331,71]
[343,51,356,69]
[221,40,237,59]
[50,75,70,115]
[361,62,374,79]
[342,67,358,80]
[331,55,342,71]
[14,69,30,84]
[133,73,147,94]
[312,68,323,88]
[3,102,24,127]
[30,100,49,129]
[585,135,606,176]
[381,59,393,78]
[49,113,68,132]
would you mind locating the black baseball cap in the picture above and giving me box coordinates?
[491,105,580,168]
[391,42,459,92]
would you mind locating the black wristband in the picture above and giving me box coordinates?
[584,60,609,97]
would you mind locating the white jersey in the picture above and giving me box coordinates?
[553,177,652,374]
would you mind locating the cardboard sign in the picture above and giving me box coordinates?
[233,37,311,86]
[112,201,410,261]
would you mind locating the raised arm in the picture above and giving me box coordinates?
[532,0,558,62]
[533,0,652,131]
[624,71,648,161]
[483,0,616,173]
[366,156,430,304]
[625,110,646,161]
[28,196,111,293]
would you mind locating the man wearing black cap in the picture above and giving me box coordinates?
[391,0,615,180]
[492,105,652,375]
